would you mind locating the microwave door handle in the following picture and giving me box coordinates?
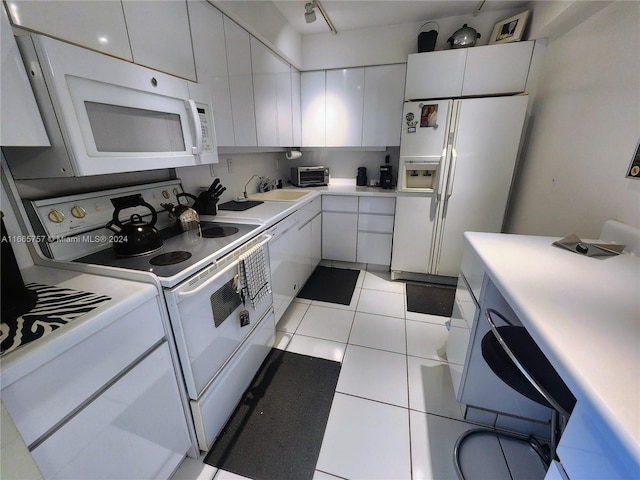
[186,99,203,156]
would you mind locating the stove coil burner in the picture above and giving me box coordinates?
[149,251,192,266]
[200,224,240,238]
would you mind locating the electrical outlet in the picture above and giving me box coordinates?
[227,158,234,174]
[209,164,216,177]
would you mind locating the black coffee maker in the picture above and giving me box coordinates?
[356,167,367,186]
[380,155,393,189]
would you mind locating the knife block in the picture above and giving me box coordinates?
[194,192,218,215]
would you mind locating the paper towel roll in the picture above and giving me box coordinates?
[286,150,302,160]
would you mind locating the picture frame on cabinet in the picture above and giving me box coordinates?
[489,11,529,45]
[625,138,640,179]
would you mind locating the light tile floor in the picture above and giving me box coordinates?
[172,268,547,480]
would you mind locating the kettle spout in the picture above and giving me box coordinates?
[105,221,122,233]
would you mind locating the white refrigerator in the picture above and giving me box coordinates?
[391,95,528,279]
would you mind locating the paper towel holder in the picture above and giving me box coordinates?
[286,149,302,160]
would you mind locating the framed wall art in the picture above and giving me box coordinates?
[489,11,530,45]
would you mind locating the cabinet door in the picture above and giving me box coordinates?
[122,0,196,81]
[188,1,234,146]
[462,41,534,96]
[311,213,322,270]
[276,60,293,147]
[322,212,357,262]
[297,220,313,288]
[291,68,302,146]
[251,37,280,147]
[31,344,191,480]
[1,7,49,146]
[301,71,326,147]
[225,17,257,147]
[357,232,392,265]
[362,64,406,147]
[325,68,365,147]
[5,0,132,61]
[391,195,436,274]
[405,50,466,100]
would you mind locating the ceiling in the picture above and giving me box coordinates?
[271,0,530,35]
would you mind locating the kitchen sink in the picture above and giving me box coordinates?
[249,190,313,202]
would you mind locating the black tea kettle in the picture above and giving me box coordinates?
[106,194,163,256]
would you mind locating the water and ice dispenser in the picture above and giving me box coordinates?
[398,160,439,191]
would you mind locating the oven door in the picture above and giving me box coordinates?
[164,248,272,400]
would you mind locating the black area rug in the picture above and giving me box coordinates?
[406,283,456,317]
[296,266,359,305]
[204,349,341,480]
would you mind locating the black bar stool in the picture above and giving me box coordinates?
[453,308,576,479]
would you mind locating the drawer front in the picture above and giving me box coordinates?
[322,195,358,212]
[358,196,395,215]
[358,214,394,233]
[31,343,190,479]
[3,298,165,446]
[298,197,321,226]
[356,232,392,265]
[191,310,275,451]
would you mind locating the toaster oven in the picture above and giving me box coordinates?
[290,166,329,187]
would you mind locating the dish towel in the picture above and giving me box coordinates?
[239,244,271,308]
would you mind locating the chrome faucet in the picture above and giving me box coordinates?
[243,174,260,199]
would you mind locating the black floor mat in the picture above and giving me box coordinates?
[296,266,359,305]
[204,349,340,480]
[406,283,456,317]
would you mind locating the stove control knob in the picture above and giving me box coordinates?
[173,188,180,196]
[162,190,171,199]
[70,206,87,219]
[48,210,65,223]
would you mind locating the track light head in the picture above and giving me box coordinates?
[304,2,316,23]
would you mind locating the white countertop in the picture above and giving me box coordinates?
[464,232,640,465]
[0,265,158,386]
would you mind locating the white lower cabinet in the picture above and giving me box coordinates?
[322,194,395,266]
[323,211,358,262]
[31,343,191,479]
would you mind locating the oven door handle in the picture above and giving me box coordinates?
[175,235,271,300]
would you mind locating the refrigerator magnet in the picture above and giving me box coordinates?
[420,104,438,129]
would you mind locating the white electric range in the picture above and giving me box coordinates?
[24,179,276,452]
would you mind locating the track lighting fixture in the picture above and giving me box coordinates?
[303,0,337,35]
[304,2,316,23]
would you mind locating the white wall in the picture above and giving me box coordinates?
[505,1,640,237]
[301,8,524,70]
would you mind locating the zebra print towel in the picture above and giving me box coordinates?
[0,283,111,356]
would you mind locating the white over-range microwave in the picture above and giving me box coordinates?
[3,34,217,179]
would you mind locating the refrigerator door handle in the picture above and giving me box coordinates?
[436,151,447,201]
[445,148,458,199]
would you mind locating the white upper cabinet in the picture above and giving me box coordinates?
[362,64,406,147]
[122,0,196,81]
[1,6,49,146]
[325,68,365,147]
[301,71,326,147]
[6,1,197,80]
[405,49,466,100]
[405,41,534,99]
[187,1,234,146]
[225,16,257,147]
[5,0,132,60]
[461,41,535,96]
[251,37,292,147]
[291,68,302,146]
